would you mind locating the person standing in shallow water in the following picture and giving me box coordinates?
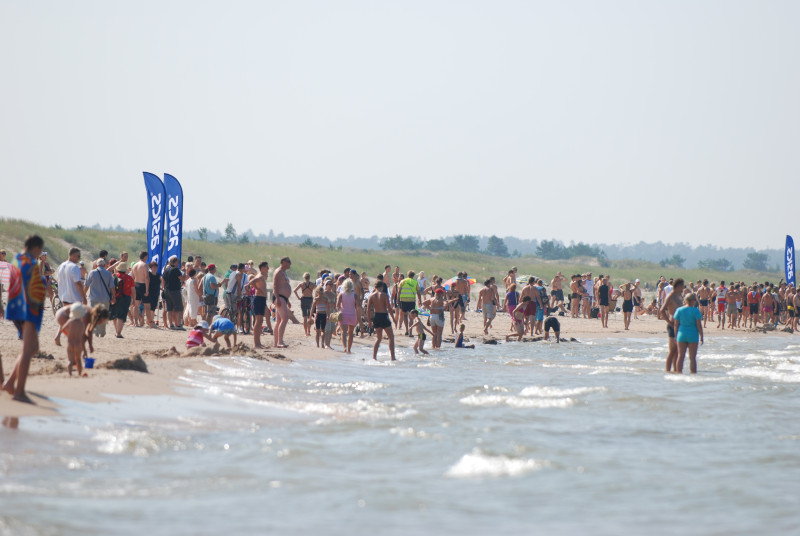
[673,293,704,373]
[660,277,685,373]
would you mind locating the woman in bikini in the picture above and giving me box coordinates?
[293,273,316,337]
[619,282,634,330]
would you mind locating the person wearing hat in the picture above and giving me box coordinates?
[186,320,213,349]
[111,262,134,338]
[84,258,115,337]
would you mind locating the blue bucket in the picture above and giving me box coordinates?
[84,357,95,369]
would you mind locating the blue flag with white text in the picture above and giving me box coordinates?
[786,235,795,287]
[163,173,184,267]
[142,172,166,273]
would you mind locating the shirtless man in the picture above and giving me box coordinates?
[747,285,762,329]
[550,272,567,312]
[503,270,516,291]
[761,286,777,326]
[382,265,393,290]
[726,284,740,329]
[272,257,292,348]
[476,279,496,334]
[131,251,149,327]
[696,280,711,327]
[366,281,395,360]
[245,262,270,348]
[349,270,365,337]
[633,279,643,319]
[659,278,685,372]
[454,272,471,312]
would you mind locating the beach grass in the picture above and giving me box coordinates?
[0,218,781,286]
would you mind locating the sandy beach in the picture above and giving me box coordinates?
[1,285,791,419]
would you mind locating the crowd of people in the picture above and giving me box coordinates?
[3,235,798,403]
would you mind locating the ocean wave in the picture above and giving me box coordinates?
[459,394,574,409]
[446,449,548,478]
[728,366,800,383]
[519,386,605,397]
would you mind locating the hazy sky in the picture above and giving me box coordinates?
[2,1,798,249]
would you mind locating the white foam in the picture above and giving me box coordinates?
[519,386,605,397]
[728,366,800,383]
[446,449,547,478]
[459,394,574,409]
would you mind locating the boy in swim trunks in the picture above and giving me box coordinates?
[366,281,396,360]
[476,279,496,335]
[455,323,474,349]
[409,310,433,355]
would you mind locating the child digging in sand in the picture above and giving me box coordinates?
[455,324,475,349]
[211,315,237,348]
[186,321,213,349]
[409,310,433,355]
[62,303,88,376]
[506,296,530,342]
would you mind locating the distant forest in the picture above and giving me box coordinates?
[86,223,783,273]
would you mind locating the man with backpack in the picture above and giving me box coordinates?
[85,258,115,337]
[111,262,134,338]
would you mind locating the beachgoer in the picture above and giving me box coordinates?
[61,303,88,376]
[409,309,433,355]
[162,255,185,330]
[620,282,634,330]
[211,315,237,348]
[2,235,46,403]
[366,281,395,360]
[183,268,202,327]
[397,270,422,336]
[273,257,293,348]
[423,287,446,349]
[293,272,316,337]
[111,262,134,338]
[550,272,567,312]
[186,321,212,349]
[543,316,561,343]
[84,258,115,337]
[246,262,270,348]
[660,277,686,372]
[505,283,519,333]
[131,251,149,327]
[598,277,610,328]
[202,264,219,324]
[476,279,496,335]
[147,262,161,326]
[713,281,728,330]
[534,279,548,335]
[506,296,530,342]
[55,247,86,345]
[673,293,704,373]
[455,323,475,349]
[336,279,358,353]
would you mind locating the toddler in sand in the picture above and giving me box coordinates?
[455,324,474,349]
[61,304,88,376]
[186,321,213,349]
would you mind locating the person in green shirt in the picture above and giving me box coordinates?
[397,270,421,336]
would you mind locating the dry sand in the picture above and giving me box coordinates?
[0,291,792,418]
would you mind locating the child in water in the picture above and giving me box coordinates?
[455,324,474,349]
[410,310,433,355]
[211,315,237,348]
[506,296,530,342]
[186,321,213,349]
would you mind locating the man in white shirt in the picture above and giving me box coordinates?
[55,247,86,345]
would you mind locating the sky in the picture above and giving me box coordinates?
[1,1,798,249]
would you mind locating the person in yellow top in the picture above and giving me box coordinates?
[397,270,422,336]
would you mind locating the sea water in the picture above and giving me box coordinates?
[1,336,799,536]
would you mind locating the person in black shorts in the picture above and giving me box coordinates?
[162,255,184,330]
[543,316,561,343]
[147,261,161,326]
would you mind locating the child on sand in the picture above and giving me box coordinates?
[543,316,561,343]
[211,315,237,348]
[187,321,213,349]
[409,310,433,355]
[455,324,474,349]
[505,296,530,342]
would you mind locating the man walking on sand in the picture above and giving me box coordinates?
[55,247,86,345]
[273,257,292,348]
[2,235,46,404]
[131,251,149,327]
[659,277,685,372]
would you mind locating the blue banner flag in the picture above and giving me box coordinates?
[142,172,166,273]
[163,173,184,267]
[786,235,795,287]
